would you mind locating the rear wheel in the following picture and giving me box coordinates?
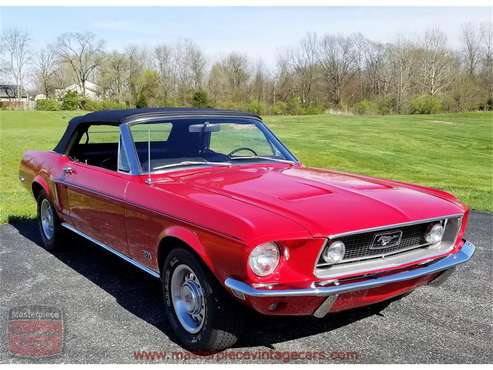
[36,190,66,251]
[162,248,243,353]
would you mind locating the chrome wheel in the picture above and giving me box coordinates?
[170,264,206,334]
[40,199,54,240]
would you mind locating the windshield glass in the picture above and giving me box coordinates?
[129,118,296,173]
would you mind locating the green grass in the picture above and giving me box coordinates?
[1,111,492,223]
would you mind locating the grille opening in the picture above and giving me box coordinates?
[317,220,448,268]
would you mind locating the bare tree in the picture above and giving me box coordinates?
[98,51,130,102]
[185,40,207,91]
[1,28,31,99]
[35,45,58,98]
[288,33,319,107]
[361,39,390,98]
[461,23,481,75]
[479,22,493,102]
[218,52,250,102]
[56,32,104,97]
[418,28,455,96]
[154,44,175,102]
[318,33,359,106]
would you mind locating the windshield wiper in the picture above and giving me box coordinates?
[152,161,232,171]
[229,156,296,164]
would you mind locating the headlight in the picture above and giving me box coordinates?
[249,243,280,276]
[322,240,346,264]
[425,223,445,244]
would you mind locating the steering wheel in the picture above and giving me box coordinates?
[227,147,258,157]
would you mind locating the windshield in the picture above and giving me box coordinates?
[128,118,297,173]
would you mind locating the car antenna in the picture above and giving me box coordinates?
[145,128,152,184]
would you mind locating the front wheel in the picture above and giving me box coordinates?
[162,248,243,353]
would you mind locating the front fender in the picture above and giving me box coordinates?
[158,225,215,272]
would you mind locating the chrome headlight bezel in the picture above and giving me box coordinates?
[321,240,346,264]
[425,223,445,244]
[248,242,280,277]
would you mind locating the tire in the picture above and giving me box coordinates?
[162,248,243,353]
[36,189,66,251]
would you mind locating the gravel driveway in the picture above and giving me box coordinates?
[0,212,491,363]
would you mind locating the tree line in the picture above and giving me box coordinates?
[1,22,492,114]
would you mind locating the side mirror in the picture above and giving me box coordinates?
[189,123,221,133]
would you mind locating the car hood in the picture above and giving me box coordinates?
[173,164,464,237]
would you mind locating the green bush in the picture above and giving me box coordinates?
[271,102,288,115]
[81,99,127,111]
[35,99,61,111]
[409,95,443,114]
[136,94,148,108]
[61,91,81,110]
[304,105,325,115]
[286,97,303,115]
[247,100,267,115]
[377,96,398,115]
[354,100,379,115]
[192,90,210,108]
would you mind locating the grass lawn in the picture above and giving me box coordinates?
[0,111,492,223]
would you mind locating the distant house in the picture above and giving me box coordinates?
[0,85,29,102]
[56,81,100,100]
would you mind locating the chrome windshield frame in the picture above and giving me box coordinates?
[121,114,300,176]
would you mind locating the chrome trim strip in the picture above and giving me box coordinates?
[61,222,160,279]
[225,240,475,298]
[327,214,463,239]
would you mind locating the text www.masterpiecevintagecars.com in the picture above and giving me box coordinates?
[133,350,359,362]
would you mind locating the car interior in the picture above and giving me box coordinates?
[68,123,230,172]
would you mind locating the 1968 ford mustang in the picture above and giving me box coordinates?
[19,108,475,352]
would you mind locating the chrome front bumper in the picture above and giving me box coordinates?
[225,240,475,299]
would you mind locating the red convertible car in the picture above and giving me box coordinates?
[19,108,475,352]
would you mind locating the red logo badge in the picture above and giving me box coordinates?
[8,306,64,358]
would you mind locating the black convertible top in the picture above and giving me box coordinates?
[53,108,261,154]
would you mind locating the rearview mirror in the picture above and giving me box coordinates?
[188,123,221,133]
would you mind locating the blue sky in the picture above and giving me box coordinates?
[1,7,492,66]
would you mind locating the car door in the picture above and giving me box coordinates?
[61,124,130,255]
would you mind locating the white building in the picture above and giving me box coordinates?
[56,81,101,100]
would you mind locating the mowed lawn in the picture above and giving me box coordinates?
[0,111,492,223]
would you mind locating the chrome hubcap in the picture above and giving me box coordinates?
[170,264,205,334]
[40,199,54,240]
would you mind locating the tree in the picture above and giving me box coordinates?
[418,28,455,97]
[1,28,31,99]
[288,33,319,107]
[479,22,493,106]
[56,32,105,97]
[318,33,360,106]
[219,52,250,103]
[98,51,130,102]
[35,45,57,98]
[461,23,481,76]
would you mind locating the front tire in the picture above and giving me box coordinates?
[162,248,243,353]
[36,190,66,251]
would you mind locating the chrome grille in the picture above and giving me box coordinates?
[317,220,443,267]
[315,216,462,279]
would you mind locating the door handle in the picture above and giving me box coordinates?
[63,166,74,175]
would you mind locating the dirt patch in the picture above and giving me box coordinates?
[429,120,453,124]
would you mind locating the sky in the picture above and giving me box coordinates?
[1,6,492,67]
